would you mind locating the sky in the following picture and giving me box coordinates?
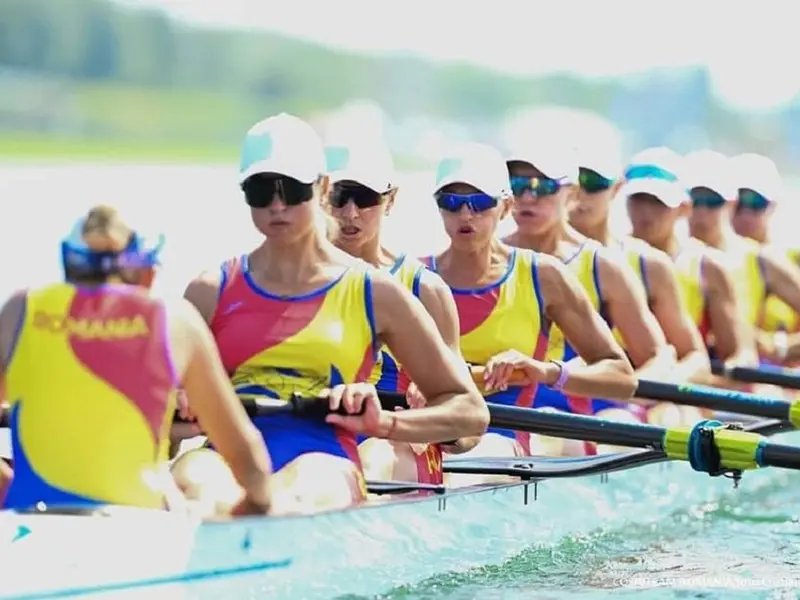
[121,0,799,112]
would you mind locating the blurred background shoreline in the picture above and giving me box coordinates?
[2,0,800,172]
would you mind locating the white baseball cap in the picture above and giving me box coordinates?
[576,143,623,181]
[433,142,511,198]
[683,149,736,200]
[730,153,784,203]
[621,146,688,209]
[238,113,326,185]
[325,140,395,194]
[506,140,580,183]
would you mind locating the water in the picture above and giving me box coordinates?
[2,163,800,599]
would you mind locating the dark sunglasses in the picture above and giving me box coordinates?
[435,192,498,213]
[737,188,771,212]
[690,187,727,209]
[578,168,613,194]
[242,174,315,208]
[329,182,388,209]
[509,175,566,197]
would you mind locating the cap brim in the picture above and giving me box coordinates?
[238,160,318,185]
[621,179,686,208]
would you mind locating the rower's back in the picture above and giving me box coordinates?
[4,284,177,510]
[3,207,178,511]
[719,236,766,329]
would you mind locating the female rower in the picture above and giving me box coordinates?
[500,141,679,435]
[0,205,274,516]
[568,144,710,424]
[685,150,800,366]
[325,140,476,486]
[622,147,754,371]
[728,153,800,364]
[421,141,636,464]
[180,114,488,515]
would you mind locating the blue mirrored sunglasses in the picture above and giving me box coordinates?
[435,192,498,213]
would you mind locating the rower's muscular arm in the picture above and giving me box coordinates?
[748,247,800,362]
[643,252,710,382]
[169,298,273,510]
[595,250,672,379]
[703,253,756,366]
[417,270,479,454]
[538,255,636,400]
[371,271,489,443]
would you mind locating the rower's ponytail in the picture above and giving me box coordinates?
[81,205,134,253]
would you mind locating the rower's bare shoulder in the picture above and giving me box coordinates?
[183,269,223,323]
[533,252,578,304]
[698,246,734,291]
[416,268,452,304]
[638,245,677,284]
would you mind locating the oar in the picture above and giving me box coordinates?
[710,359,800,390]
[635,379,800,427]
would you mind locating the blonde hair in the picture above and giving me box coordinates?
[81,205,133,253]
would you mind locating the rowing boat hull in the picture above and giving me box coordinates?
[2,437,797,600]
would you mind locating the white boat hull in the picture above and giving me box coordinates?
[2,440,797,599]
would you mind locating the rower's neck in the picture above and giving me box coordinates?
[339,236,395,269]
[508,222,566,255]
[574,217,614,246]
[252,234,332,284]
[695,223,735,251]
[443,239,501,279]
[651,234,682,258]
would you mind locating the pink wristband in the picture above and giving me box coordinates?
[548,360,569,391]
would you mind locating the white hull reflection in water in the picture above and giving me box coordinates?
[2,440,796,600]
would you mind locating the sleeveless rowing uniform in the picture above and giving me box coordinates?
[761,248,800,335]
[210,255,377,480]
[672,240,712,350]
[422,249,548,455]
[365,255,443,485]
[535,241,646,422]
[722,238,766,331]
[3,283,178,510]
[610,237,651,349]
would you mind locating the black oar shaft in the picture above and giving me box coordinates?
[487,404,665,449]
[711,360,800,391]
[760,442,800,470]
[636,380,792,422]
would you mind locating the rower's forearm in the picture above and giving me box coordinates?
[226,431,274,505]
[387,394,489,443]
[441,436,481,454]
[560,358,636,401]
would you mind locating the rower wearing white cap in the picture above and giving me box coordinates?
[623,147,752,369]
[419,141,635,467]
[569,144,710,422]
[500,139,673,439]
[179,114,488,514]
[728,153,800,364]
[685,150,800,367]
[325,139,473,486]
